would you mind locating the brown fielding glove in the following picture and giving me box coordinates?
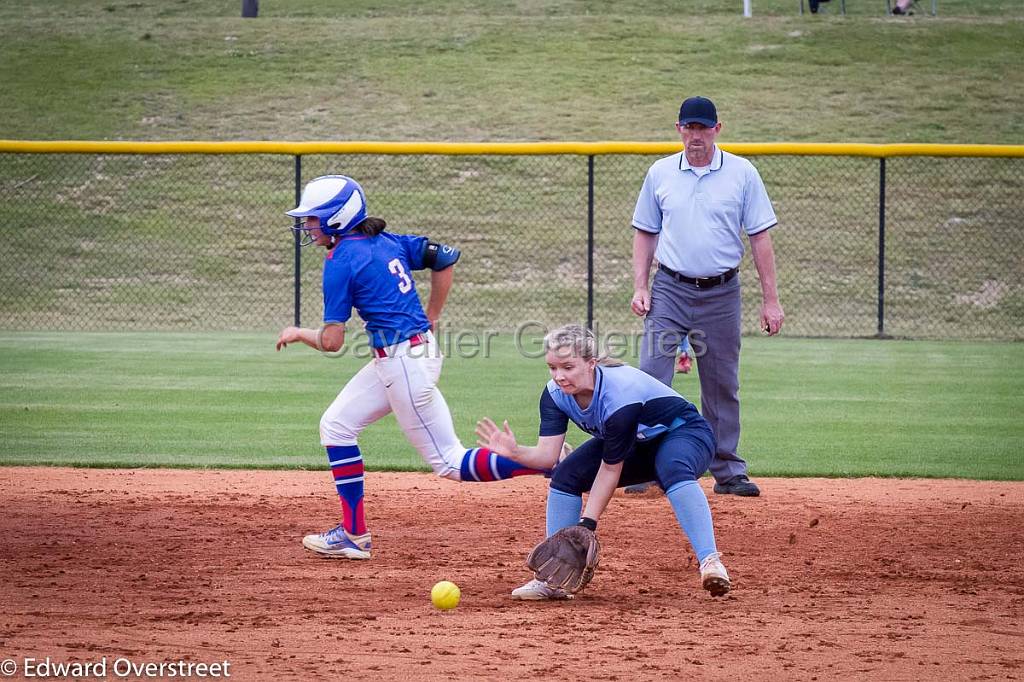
[526,524,600,594]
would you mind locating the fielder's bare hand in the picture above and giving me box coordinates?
[475,418,518,458]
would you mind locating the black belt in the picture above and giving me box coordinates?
[658,264,738,289]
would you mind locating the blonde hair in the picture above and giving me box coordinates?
[542,324,624,367]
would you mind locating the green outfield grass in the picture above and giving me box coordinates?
[1,332,1021,480]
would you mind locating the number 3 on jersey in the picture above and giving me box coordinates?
[388,258,413,294]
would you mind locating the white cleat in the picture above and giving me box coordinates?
[301,525,372,560]
[511,578,574,601]
[699,552,731,597]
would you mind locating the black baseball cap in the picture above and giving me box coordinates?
[678,96,718,127]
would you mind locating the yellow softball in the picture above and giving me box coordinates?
[431,580,461,610]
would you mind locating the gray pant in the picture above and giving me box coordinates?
[639,269,747,483]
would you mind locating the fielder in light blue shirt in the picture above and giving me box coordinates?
[475,324,732,601]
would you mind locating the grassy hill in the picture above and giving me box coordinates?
[1,0,1022,143]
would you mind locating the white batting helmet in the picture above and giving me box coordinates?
[286,175,367,242]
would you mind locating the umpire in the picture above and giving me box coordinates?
[629,96,784,497]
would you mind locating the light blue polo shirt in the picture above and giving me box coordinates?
[631,146,777,277]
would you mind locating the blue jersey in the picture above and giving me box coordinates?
[539,364,703,464]
[322,231,432,348]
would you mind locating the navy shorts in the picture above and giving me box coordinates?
[550,423,716,495]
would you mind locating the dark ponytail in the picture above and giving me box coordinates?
[353,216,387,236]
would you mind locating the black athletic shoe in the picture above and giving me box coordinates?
[713,475,761,497]
[808,0,819,12]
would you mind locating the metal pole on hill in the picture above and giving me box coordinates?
[877,158,887,338]
[586,155,595,331]
[242,0,258,18]
[293,156,302,327]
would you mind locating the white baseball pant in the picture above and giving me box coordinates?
[319,331,466,481]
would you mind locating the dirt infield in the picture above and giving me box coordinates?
[2,468,1022,681]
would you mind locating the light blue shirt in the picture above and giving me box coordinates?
[631,146,777,277]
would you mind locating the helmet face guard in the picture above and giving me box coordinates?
[286,175,367,246]
[292,226,318,248]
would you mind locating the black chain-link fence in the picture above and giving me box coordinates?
[1,147,1021,339]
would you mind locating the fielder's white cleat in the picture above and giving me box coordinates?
[302,525,372,560]
[699,552,731,597]
[511,578,574,601]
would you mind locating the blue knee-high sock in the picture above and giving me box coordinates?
[546,487,583,538]
[459,447,547,482]
[665,480,718,562]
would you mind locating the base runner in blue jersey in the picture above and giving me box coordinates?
[276,175,546,561]
[476,324,730,600]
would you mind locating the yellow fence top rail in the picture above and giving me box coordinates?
[1,140,1023,158]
